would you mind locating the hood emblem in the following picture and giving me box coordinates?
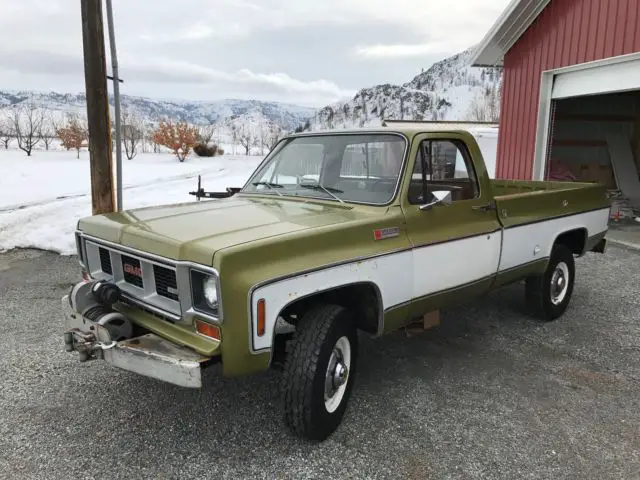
[374,227,400,241]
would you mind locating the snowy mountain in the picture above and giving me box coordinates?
[0,90,315,132]
[0,46,502,146]
[309,47,503,130]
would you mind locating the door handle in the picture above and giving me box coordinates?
[472,202,496,212]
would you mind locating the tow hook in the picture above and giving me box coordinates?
[64,329,117,362]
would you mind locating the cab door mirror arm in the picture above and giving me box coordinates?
[419,190,453,211]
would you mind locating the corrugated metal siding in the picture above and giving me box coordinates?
[497,0,640,179]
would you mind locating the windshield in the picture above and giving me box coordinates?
[241,133,407,205]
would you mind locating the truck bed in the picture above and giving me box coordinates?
[491,179,610,229]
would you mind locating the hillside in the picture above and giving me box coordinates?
[0,47,503,150]
[309,47,503,130]
[0,90,314,132]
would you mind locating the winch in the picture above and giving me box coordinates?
[64,280,133,361]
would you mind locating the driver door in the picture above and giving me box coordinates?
[400,133,502,319]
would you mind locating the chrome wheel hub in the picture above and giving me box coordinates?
[550,262,570,305]
[324,336,352,413]
[332,360,348,388]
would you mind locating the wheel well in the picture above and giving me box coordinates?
[280,282,382,335]
[554,228,587,256]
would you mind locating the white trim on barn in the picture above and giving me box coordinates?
[551,55,640,99]
[532,52,640,180]
[470,0,551,67]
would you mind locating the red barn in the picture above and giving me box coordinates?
[471,0,640,215]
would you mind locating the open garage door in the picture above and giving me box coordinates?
[544,79,640,217]
[551,58,640,99]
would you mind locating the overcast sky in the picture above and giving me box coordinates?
[0,0,510,107]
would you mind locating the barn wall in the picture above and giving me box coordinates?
[497,0,640,179]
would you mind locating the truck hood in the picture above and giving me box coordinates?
[78,195,369,264]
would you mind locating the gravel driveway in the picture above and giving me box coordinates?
[1,246,639,480]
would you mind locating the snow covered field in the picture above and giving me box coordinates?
[0,149,262,255]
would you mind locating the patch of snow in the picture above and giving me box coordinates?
[0,150,262,255]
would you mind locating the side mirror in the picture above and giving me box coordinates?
[419,190,452,211]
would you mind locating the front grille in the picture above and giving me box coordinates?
[83,238,185,320]
[99,247,112,275]
[121,255,143,288]
[154,265,179,301]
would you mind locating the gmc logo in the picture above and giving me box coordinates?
[123,264,142,278]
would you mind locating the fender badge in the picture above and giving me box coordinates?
[374,227,400,240]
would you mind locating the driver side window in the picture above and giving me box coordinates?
[408,139,480,205]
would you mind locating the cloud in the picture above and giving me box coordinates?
[356,43,455,59]
[0,48,353,106]
[127,56,353,96]
[139,23,248,43]
[0,0,512,106]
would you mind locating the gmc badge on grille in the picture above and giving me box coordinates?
[124,264,143,278]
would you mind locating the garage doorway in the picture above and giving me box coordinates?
[534,54,640,221]
[544,91,640,220]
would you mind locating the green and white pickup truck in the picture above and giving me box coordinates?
[63,126,610,441]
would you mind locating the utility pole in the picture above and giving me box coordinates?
[80,0,115,215]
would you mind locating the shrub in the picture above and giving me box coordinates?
[193,143,217,157]
[57,116,88,159]
[193,143,224,157]
[151,120,199,162]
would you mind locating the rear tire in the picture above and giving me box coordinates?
[525,243,575,321]
[281,304,358,441]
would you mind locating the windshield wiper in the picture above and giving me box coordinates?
[298,182,344,203]
[252,181,284,196]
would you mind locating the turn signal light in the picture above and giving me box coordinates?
[257,299,266,337]
[195,319,221,341]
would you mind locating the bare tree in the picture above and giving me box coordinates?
[326,107,335,129]
[238,125,253,156]
[197,124,216,145]
[12,103,45,156]
[467,86,501,123]
[0,114,14,149]
[121,110,144,160]
[230,124,239,154]
[38,109,56,151]
[360,96,368,126]
[258,125,267,155]
[144,124,160,153]
[266,123,284,151]
[342,104,350,127]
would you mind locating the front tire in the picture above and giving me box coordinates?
[281,304,358,441]
[525,243,575,321]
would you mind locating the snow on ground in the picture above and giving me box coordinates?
[0,149,262,255]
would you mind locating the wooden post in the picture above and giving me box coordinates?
[80,0,115,215]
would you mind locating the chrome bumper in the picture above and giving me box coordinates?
[61,295,209,388]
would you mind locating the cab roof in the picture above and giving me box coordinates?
[287,122,498,139]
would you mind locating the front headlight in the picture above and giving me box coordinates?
[190,269,220,318]
[203,276,218,308]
